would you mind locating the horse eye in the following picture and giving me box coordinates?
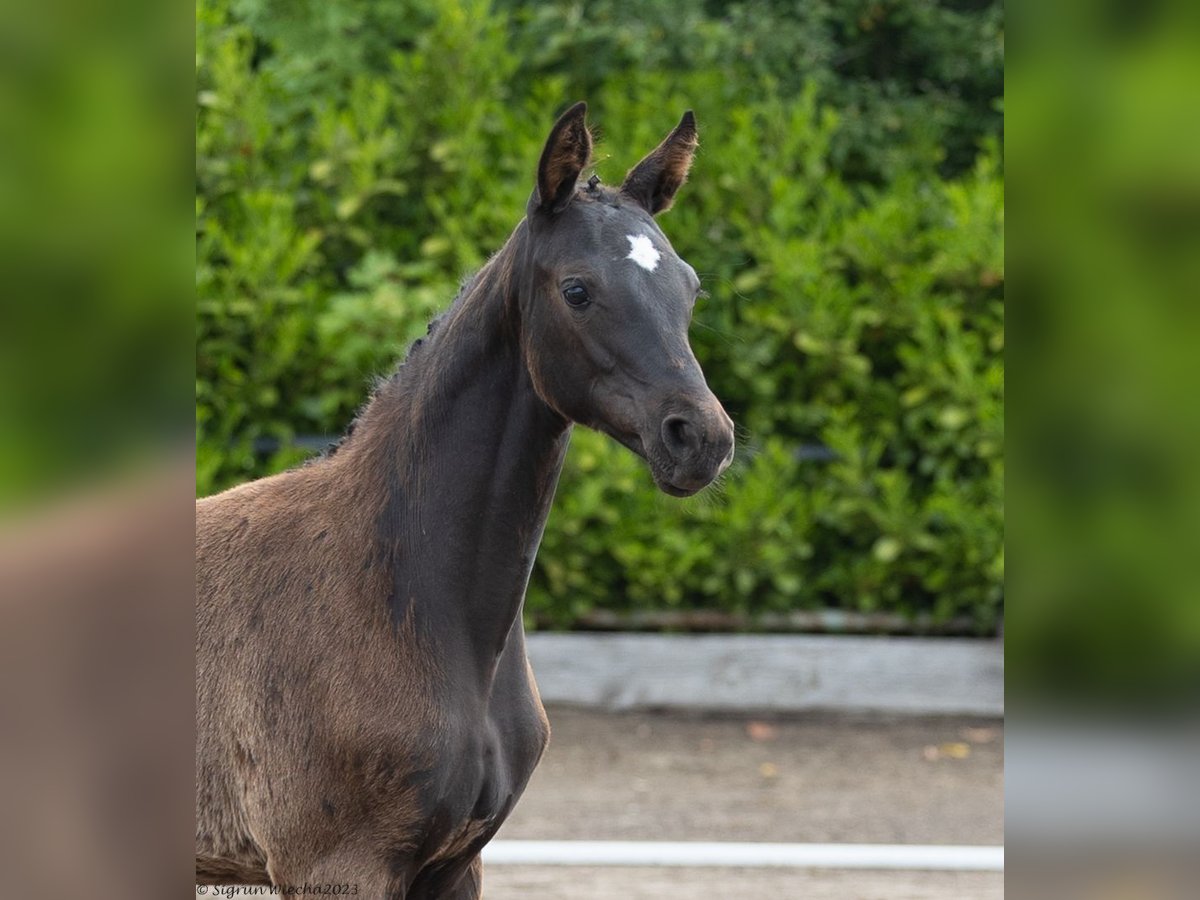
[562,284,590,307]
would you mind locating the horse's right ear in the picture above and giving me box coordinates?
[620,110,697,215]
[532,101,592,215]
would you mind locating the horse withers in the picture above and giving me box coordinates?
[196,101,734,898]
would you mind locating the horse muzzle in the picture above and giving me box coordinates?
[648,396,735,497]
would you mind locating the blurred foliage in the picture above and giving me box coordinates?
[1007,1,1200,704]
[196,0,1004,630]
[0,0,191,512]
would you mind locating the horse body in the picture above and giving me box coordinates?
[197,102,733,898]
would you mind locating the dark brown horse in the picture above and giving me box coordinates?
[196,102,733,898]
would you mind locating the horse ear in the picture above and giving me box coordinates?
[620,110,698,215]
[534,101,593,214]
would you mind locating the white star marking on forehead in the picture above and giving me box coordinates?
[625,233,661,272]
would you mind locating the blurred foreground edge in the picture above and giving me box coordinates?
[0,461,195,900]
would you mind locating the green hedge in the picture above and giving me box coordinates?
[197,0,1004,631]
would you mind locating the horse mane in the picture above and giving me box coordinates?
[319,179,629,462]
[320,222,528,461]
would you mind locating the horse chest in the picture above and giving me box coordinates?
[420,669,548,869]
[416,730,524,873]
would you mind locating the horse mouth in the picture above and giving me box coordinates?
[658,479,700,498]
[601,425,710,497]
[609,428,647,460]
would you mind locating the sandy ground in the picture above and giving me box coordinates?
[202,708,1003,899]
[484,706,1004,899]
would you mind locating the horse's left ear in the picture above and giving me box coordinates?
[620,110,698,215]
[534,101,593,215]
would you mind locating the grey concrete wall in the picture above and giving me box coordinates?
[526,633,1003,717]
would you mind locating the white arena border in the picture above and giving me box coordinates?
[483,840,1004,871]
[526,633,1004,717]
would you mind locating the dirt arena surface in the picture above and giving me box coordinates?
[200,708,1003,898]
[487,706,1003,899]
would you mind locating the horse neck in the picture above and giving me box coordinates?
[335,228,571,687]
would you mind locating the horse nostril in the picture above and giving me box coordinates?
[661,414,697,458]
